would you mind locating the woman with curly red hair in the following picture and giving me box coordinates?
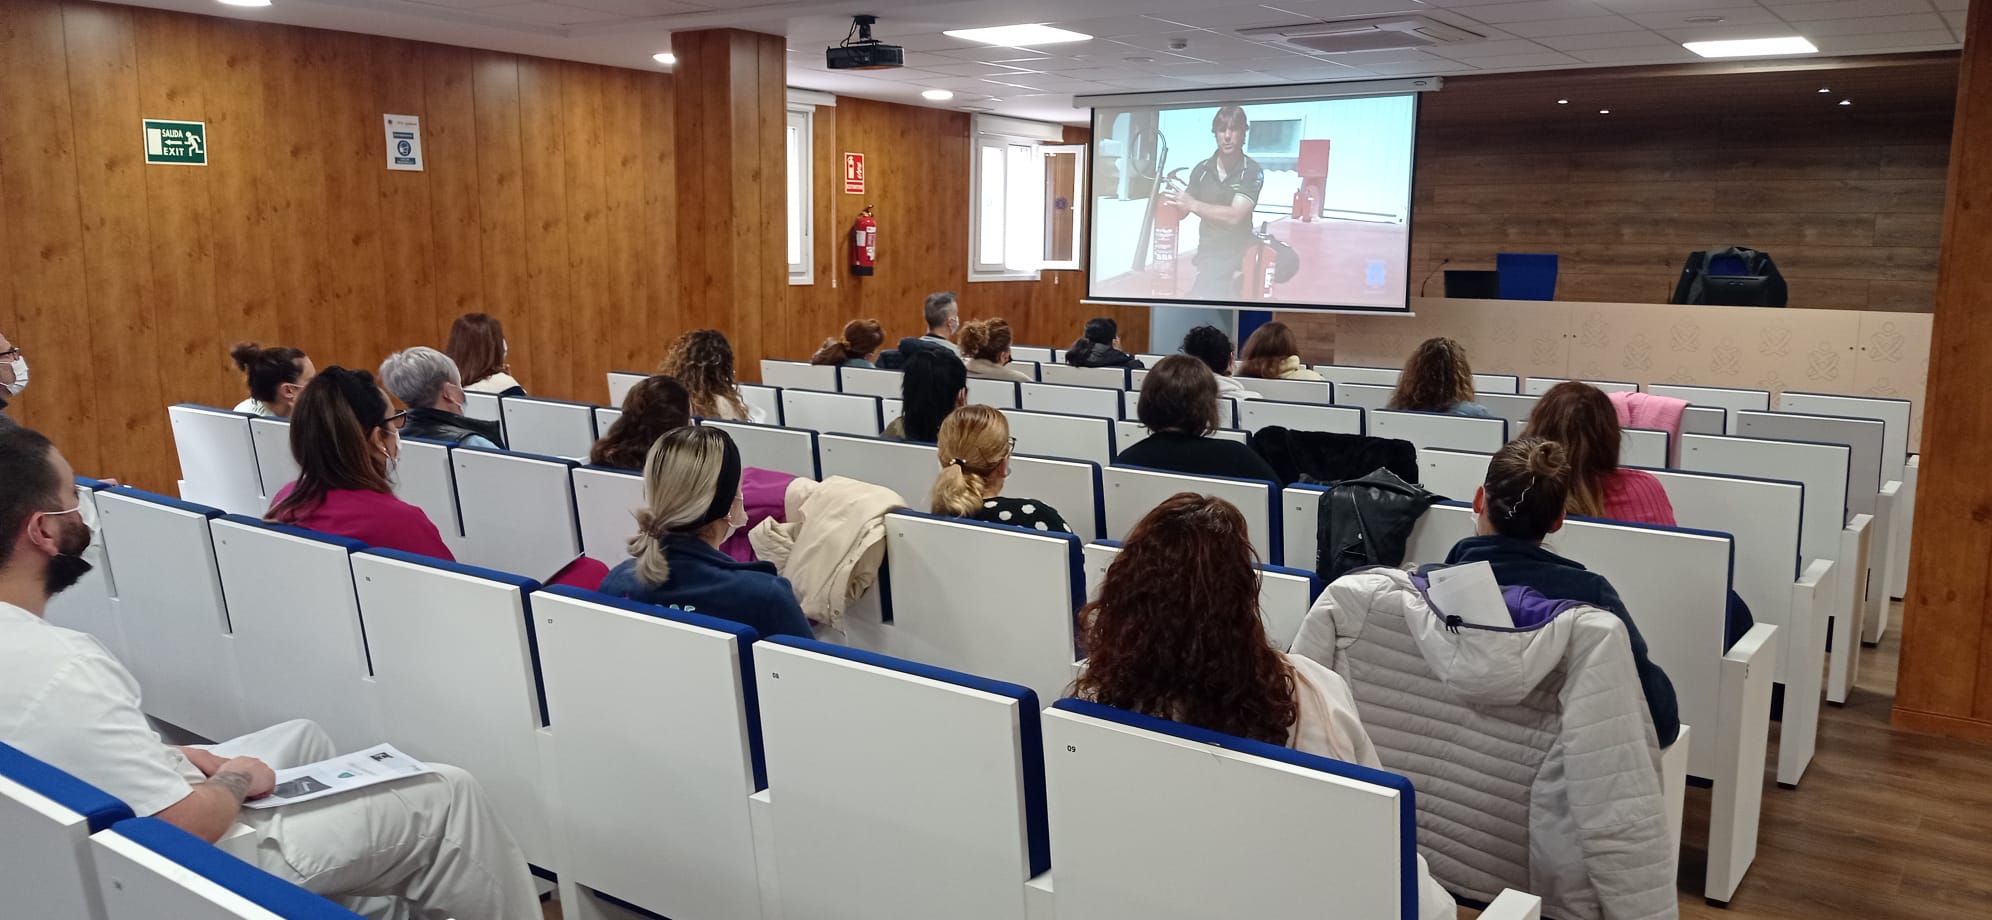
[1070,492,1456,919]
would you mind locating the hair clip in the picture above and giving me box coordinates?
[1500,476,1535,518]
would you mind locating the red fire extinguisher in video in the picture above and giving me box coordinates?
[1150,169,1188,297]
[851,206,877,277]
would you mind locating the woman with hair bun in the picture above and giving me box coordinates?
[230,342,315,418]
[1441,436,1680,744]
[929,405,1069,533]
[958,318,1033,383]
[810,319,886,368]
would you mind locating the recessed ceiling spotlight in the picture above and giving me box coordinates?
[1599,108,1610,114]
[1683,36,1818,58]
[1556,98,1569,104]
[944,24,1093,47]
[1818,87,1832,93]
[922,89,955,101]
[652,52,676,66]
[1839,99,1852,106]
[1685,15,1725,23]
[218,0,272,7]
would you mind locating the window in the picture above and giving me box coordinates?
[786,107,813,285]
[969,116,1085,281]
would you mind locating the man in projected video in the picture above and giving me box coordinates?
[1165,104,1265,300]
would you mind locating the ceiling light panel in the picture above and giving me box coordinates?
[942,24,1093,47]
[1683,36,1819,57]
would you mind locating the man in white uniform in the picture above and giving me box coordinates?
[0,426,541,920]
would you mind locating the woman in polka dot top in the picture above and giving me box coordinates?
[930,405,1073,534]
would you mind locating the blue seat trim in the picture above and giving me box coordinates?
[540,586,768,790]
[764,637,1053,875]
[216,514,367,553]
[1260,562,1325,600]
[0,742,133,832]
[400,435,456,448]
[75,476,111,491]
[454,443,578,468]
[1051,698,1417,919]
[504,394,598,410]
[106,486,221,519]
[110,817,363,918]
[356,548,541,591]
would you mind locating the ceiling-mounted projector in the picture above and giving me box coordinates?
[827,15,905,70]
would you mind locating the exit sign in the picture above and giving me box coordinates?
[143,119,207,166]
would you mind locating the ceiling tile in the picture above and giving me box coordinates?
[405,0,535,9]
[1043,15,1206,37]
[1563,43,1702,62]
[930,45,1059,63]
[1657,22,1814,40]
[1590,0,1767,11]
[1931,0,1967,8]
[1790,12,1950,33]
[1499,16,1647,35]
[922,61,1047,76]
[1358,58,1485,73]
[1942,9,1967,31]
[475,2,626,24]
[1462,50,1586,66]
[1274,0,1466,17]
[1536,29,1682,49]
[1149,5,1326,29]
[1810,28,1960,50]
[888,33,985,53]
[1447,0,1620,23]
[555,0,701,15]
[1623,6,1786,27]
[1427,38,1560,58]
[1762,0,1934,18]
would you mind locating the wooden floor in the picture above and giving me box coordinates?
[547,604,1992,920]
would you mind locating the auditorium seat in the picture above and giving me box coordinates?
[1367,409,1507,454]
[759,359,838,392]
[1021,381,1123,419]
[45,477,126,662]
[1103,466,1278,563]
[700,418,821,480]
[837,365,902,399]
[499,394,600,460]
[1005,408,1116,468]
[92,817,362,919]
[570,465,643,566]
[1082,542,1320,652]
[605,370,648,407]
[452,445,585,584]
[780,389,882,437]
[1236,399,1363,436]
[167,404,265,516]
[1,742,133,920]
[247,417,297,505]
[392,438,468,558]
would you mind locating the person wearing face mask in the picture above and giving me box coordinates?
[0,425,543,920]
[889,292,965,363]
[599,426,813,640]
[0,330,25,429]
[378,347,506,450]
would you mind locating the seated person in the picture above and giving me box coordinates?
[890,292,964,362]
[229,342,315,418]
[810,318,885,368]
[1182,325,1260,400]
[446,312,525,396]
[1115,356,1279,483]
[959,318,1033,382]
[931,405,1070,533]
[0,426,540,919]
[379,346,505,449]
[884,350,967,443]
[0,327,24,429]
[1386,337,1494,419]
[590,375,692,472]
[268,369,608,589]
[1064,317,1143,369]
[1069,493,1455,920]
[661,329,765,422]
[1523,381,1674,525]
[1235,321,1325,381]
[1440,436,1681,745]
[599,426,812,639]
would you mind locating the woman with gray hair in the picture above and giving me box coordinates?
[378,346,507,449]
[598,426,812,639]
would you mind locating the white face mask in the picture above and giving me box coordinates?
[722,494,749,542]
[3,355,26,396]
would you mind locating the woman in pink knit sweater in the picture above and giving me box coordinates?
[1521,382,1676,526]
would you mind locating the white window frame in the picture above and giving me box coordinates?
[968,115,1072,283]
[1040,144,1086,272]
[785,106,814,285]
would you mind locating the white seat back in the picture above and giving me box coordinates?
[1680,434,1850,564]
[210,518,382,749]
[1129,368,1148,389]
[1683,406,1727,435]
[606,370,648,407]
[1331,382,1395,412]
[1119,396,1240,429]
[1134,353,1171,367]
[1418,448,1491,501]
[1114,421,1248,451]
[47,479,126,661]
[761,359,838,392]
[741,384,782,424]
[781,389,882,436]
[461,391,505,441]
[1010,345,1056,363]
[1006,409,1116,467]
[1778,392,1911,483]
[452,447,582,583]
[1650,469,1806,682]
[1314,364,1401,387]
[873,513,1082,704]
[248,417,297,506]
[593,406,623,432]
[1021,382,1122,419]
[756,639,1050,920]
[1103,467,1277,562]
[1624,428,1669,469]
[572,466,644,566]
[1646,385,1769,432]
[168,405,264,515]
[95,490,246,741]
[966,377,1021,408]
[701,419,820,479]
[1083,543,1319,651]
[1009,360,1042,381]
[1241,377,1333,404]
[1237,400,1363,436]
[534,589,767,919]
[93,818,363,919]
[1043,700,1424,920]
[1477,392,1541,428]
[0,743,132,920]
[839,365,902,398]
[1040,364,1128,389]
[819,435,935,506]
[350,551,555,869]
[499,395,598,460]
[1736,410,1885,512]
[1526,377,1637,395]
[1007,455,1105,542]
[1369,410,1508,453]
[393,439,465,556]
[1474,372,1520,394]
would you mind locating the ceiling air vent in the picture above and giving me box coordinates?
[1239,16,1484,54]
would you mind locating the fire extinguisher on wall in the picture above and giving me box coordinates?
[851,206,877,276]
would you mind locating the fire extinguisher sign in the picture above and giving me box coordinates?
[843,152,865,194]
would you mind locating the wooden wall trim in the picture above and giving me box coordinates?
[1891,707,1992,745]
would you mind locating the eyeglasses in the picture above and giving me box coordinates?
[1008,437,1018,452]
[382,409,410,432]
[0,347,19,359]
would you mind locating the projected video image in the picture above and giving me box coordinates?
[1088,94,1417,311]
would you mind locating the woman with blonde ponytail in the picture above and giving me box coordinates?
[598,426,813,638]
[930,405,1072,533]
